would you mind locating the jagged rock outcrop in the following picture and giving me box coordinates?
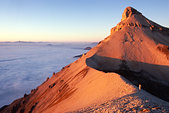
[121,6,142,21]
[112,7,169,36]
[1,6,169,113]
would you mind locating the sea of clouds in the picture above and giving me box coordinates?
[0,42,97,107]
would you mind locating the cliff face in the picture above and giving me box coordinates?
[1,7,169,113]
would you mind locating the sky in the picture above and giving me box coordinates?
[0,0,169,42]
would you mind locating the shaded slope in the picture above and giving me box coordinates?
[86,55,169,102]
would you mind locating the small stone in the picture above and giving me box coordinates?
[117,110,121,113]
[159,27,163,31]
[24,93,28,98]
[152,107,160,110]
[145,100,149,103]
[46,77,49,81]
[142,108,150,112]
[139,84,141,91]
[104,109,109,113]
[140,105,144,108]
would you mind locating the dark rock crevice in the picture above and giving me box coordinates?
[28,102,38,113]
[157,45,169,59]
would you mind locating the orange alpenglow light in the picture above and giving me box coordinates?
[1,7,169,113]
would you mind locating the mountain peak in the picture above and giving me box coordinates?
[121,7,142,21]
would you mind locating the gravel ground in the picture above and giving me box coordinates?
[71,91,169,113]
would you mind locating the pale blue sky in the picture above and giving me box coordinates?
[0,0,169,42]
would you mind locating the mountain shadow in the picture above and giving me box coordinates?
[86,54,169,102]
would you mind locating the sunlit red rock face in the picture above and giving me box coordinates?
[87,6,169,102]
[1,7,169,113]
